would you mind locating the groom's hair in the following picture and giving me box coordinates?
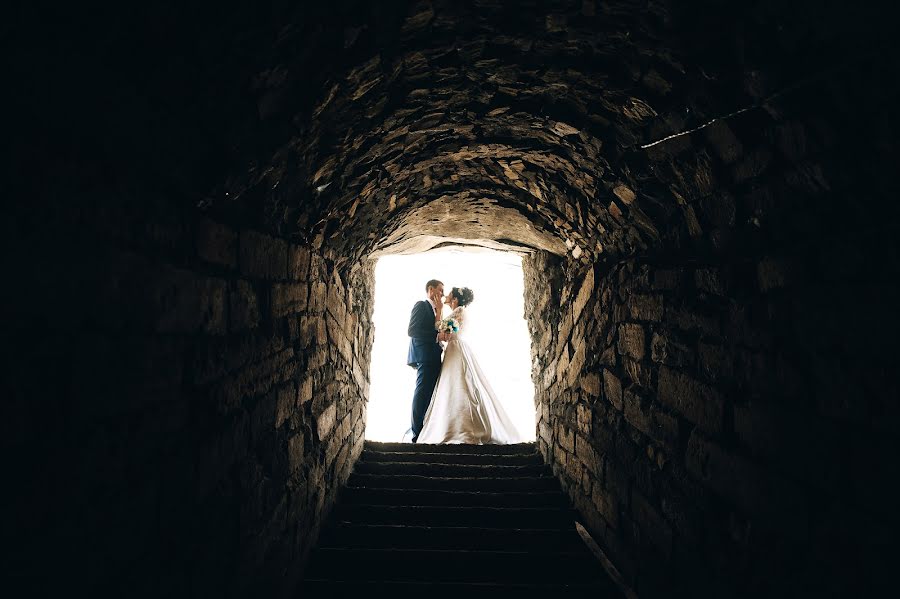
[425,279,443,291]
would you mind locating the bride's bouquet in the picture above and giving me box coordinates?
[438,317,459,333]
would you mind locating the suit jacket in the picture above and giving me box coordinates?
[407,299,442,366]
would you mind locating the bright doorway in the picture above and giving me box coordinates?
[366,247,536,442]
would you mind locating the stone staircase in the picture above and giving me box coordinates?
[299,441,623,597]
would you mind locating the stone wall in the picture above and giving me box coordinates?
[7,1,897,596]
[524,67,897,596]
[527,256,895,596]
[5,172,372,596]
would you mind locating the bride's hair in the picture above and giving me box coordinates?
[452,287,475,306]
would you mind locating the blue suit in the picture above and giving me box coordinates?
[407,300,442,442]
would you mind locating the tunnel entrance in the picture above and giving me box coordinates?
[9,0,896,596]
[366,247,536,442]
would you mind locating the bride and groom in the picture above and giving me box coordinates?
[406,279,525,444]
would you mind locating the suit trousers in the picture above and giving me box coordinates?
[410,361,441,442]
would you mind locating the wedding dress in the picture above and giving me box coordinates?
[416,306,526,444]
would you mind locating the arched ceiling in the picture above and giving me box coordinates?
[183,0,878,265]
[209,0,728,264]
[12,0,883,267]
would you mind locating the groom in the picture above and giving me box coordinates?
[407,279,449,442]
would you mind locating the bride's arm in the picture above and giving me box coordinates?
[450,307,464,338]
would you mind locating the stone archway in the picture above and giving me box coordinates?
[7,1,897,597]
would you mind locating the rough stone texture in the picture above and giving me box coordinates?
[6,1,897,598]
[6,217,372,596]
[519,5,898,588]
[525,241,899,596]
[657,366,724,435]
[240,230,288,281]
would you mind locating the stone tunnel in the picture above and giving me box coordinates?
[5,0,897,596]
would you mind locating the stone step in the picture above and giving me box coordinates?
[353,460,549,477]
[301,443,624,597]
[361,449,544,465]
[318,523,588,552]
[341,486,568,508]
[347,473,560,492]
[335,504,577,529]
[300,578,619,597]
[365,441,538,455]
[304,547,608,584]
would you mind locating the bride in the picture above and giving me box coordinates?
[416,286,526,444]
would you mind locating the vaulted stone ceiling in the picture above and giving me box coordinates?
[207,0,768,264]
[7,1,896,596]
[16,0,884,268]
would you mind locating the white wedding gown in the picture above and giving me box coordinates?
[416,307,526,444]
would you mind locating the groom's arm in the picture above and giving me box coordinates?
[408,301,438,339]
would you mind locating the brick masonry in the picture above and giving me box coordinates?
[5,211,373,596]
[6,1,897,598]
[523,92,898,595]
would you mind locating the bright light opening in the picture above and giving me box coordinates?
[366,247,536,442]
